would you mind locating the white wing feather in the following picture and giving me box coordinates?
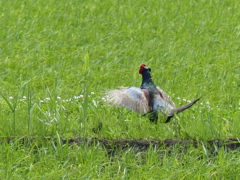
[105,87,151,114]
[152,95,175,116]
[156,87,176,108]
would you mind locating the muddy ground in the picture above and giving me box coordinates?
[4,137,240,156]
[64,137,240,154]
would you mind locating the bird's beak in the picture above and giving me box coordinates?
[144,66,151,72]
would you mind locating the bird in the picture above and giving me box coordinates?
[105,64,200,123]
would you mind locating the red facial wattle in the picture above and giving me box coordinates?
[139,64,146,74]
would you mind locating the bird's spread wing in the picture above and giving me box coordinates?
[152,94,175,116]
[147,87,175,116]
[156,87,176,108]
[105,87,151,114]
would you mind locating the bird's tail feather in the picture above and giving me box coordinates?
[165,98,201,123]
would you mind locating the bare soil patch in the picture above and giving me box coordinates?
[4,137,240,155]
[64,137,240,155]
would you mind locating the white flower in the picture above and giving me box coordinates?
[45,97,50,101]
[9,96,13,100]
[79,95,84,98]
[91,92,95,95]
[57,96,61,100]
[22,96,27,99]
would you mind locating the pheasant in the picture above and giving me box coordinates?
[106,64,200,123]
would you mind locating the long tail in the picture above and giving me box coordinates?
[165,98,201,123]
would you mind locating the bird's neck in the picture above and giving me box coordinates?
[140,71,155,88]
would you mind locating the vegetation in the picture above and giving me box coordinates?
[0,0,239,179]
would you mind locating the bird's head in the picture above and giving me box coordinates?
[139,64,151,74]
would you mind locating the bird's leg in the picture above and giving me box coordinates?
[148,110,158,124]
[165,115,173,123]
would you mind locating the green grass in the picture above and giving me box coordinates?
[1,0,240,179]
[1,139,240,179]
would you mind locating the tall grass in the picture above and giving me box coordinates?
[0,0,240,178]
[0,139,240,179]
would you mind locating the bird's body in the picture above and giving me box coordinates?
[106,64,200,123]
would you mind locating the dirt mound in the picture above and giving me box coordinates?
[62,137,240,155]
[4,137,240,155]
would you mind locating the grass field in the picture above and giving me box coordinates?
[1,0,240,179]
